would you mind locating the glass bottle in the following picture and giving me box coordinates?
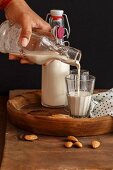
[42,10,81,107]
[0,20,81,65]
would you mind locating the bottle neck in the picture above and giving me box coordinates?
[51,15,64,20]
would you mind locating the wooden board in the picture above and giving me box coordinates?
[0,96,7,167]
[7,90,113,136]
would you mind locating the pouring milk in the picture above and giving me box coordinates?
[0,20,82,108]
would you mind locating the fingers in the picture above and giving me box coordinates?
[33,28,54,40]
[43,59,54,66]
[35,15,51,32]
[19,14,32,47]
[20,16,51,47]
[9,54,54,65]
[9,54,33,64]
[41,21,51,32]
[20,59,33,64]
[9,54,17,60]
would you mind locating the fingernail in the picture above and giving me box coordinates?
[21,37,29,47]
[9,55,16,60]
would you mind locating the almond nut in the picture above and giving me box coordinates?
[64,141,73,148]
[24,134,38,141]
[91,140,100,149]
[66,136,78,142]
[74,141,83,148]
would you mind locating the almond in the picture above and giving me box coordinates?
[24,134,38,141]
[74,141,83,148]
[64,141,73,148]
[91,140,100,149]
[66,136,78,142]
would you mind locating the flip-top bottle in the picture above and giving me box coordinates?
[42,10,71,107]
[0,20,81,65]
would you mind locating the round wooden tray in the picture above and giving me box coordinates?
[7,91,113,136]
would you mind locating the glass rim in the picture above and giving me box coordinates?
[65,74,96,81]
[63,46,82,62]
[70,69,89,72]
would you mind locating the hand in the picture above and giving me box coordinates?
[9,29,54,64]
[5,0,51,46]
[4,0,51,64]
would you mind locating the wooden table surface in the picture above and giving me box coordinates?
[0,91,113,170]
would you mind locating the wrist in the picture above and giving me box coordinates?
[0,0,12,10]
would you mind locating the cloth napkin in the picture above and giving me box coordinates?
[89,88,113,118]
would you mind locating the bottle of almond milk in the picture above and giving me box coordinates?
[0,20,80,66]
[41,10,70,107]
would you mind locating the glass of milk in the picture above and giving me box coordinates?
[64,69,89,110]
[65,74,95,118]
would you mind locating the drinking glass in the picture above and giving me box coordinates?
[65,74,95,118]
[64,69,89,111]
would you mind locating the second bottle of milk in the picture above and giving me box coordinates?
[42,60,70,107]
[41,10,70,107]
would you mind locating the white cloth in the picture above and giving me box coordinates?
[89,88,113,118]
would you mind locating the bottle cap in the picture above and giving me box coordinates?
[50,10,64,16]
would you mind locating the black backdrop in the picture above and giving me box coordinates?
[0,0,113,95]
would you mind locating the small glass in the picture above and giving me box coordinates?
[64,69,89,110]
[65,74,95,118]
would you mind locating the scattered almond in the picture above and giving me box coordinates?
[74,141,83,148]
[24,134,38,141]
[66,136,78,142]
[64,141,73,148]
[91,140,100,149]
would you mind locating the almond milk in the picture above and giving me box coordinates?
[41,52,80,107]
[42,60,70,107]
[67,91,91,117]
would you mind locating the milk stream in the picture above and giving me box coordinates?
[75,60,81,96]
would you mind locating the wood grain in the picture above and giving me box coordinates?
[2,121,113,170]
[7,90,113,136]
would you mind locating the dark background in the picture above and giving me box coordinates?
[0,0,113,95]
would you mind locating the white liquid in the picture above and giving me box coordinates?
[42,60,70,107]
[24,51,60,65]
[12,50,79,66]
[67,91,91,117]
[75,61,80,96]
